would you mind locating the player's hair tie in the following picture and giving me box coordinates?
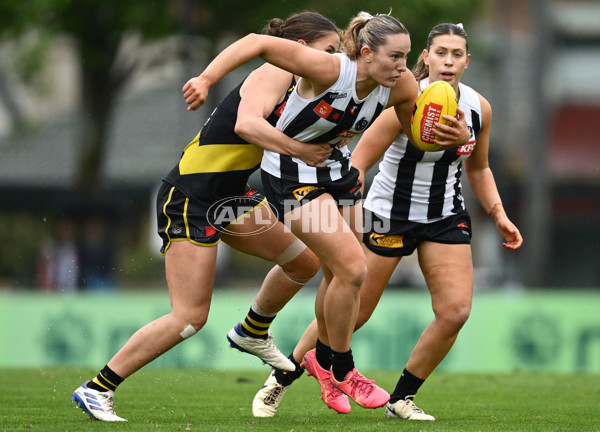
[456,23,464,29]
[359,11,373,22]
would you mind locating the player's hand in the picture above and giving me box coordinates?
[335,137,353,148]
[496,218,523,250]
[433,107,470,147]
[293,142,332,167]
[182,76,211,111]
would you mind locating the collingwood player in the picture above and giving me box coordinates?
[248,23,523,421]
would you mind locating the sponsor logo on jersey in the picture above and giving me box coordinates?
[292,185,322,201]
[193,226,217,240]
[274,102,287,117]
[456,140,476,155]
[369,232,404,248]
[330,92,348,99]
[336,129,360,139]
[314,101,344,123]
[244,188,258,197]
[314,101,333,118]
[349,180,362,194]
[457,223,471,237]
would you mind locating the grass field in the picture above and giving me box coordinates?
[1,368,598,431]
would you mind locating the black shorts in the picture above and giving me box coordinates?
[156,181,267,253]
[362,208,472,257]
[261,167,362,221]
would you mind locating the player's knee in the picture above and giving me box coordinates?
[337,255,367,289]
[281,247,320,281]
[436,302,471,331]
[174,309,209,339]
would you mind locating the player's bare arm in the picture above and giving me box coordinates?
[464,95,522,250]
[352,108,403,194]
[236,64,331,166]
[387,71,418,144]
[183,34,340,111]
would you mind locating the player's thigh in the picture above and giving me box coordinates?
[417,241,473,309]
[165,240,217,321]
[286,195,364,276]
[221,203,297,261]
[340,200,364,243]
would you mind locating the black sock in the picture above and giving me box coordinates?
[86,365,124,392]
[274,353,305,386]
[389,368,425,403]
[331,348,354,382]
[315,339,332,370]
[240,307,275,339]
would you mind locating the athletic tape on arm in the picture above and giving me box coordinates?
[180,324,197,339]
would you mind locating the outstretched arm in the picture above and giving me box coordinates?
[464,95,523,250]
[183,34,339,111]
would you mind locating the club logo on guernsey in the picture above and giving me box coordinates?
[292,185,323,201]
[355,118,369,131]
[171,225,182,235]
[369,233,404,248]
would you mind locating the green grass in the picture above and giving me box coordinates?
[1,368,599,431]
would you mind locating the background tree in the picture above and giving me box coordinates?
[0,0,482,200]
[0,0,179,199]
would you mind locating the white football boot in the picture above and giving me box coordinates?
[252,371,289,417]
[72,381,127,422]
[385,397,435,421]
[227,322,295,371]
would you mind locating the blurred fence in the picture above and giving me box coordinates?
[2,289,599,373]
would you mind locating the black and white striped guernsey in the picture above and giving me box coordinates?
[261,53,391,184]
[364,77,482,224]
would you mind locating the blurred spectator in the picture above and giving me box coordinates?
[35,217,80,292]
[79,215,117,291]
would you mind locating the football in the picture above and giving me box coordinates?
[410,81,458,152]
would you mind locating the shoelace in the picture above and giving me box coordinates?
[347,371,376,397]
[263,385,284,405]
[405,398,425,413]
[263,332,277,349]
[98,392,117,414]
[325,378,345,397]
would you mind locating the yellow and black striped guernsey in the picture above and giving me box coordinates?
[164,77,296,205]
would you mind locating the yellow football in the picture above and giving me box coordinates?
[410,81,458,152]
